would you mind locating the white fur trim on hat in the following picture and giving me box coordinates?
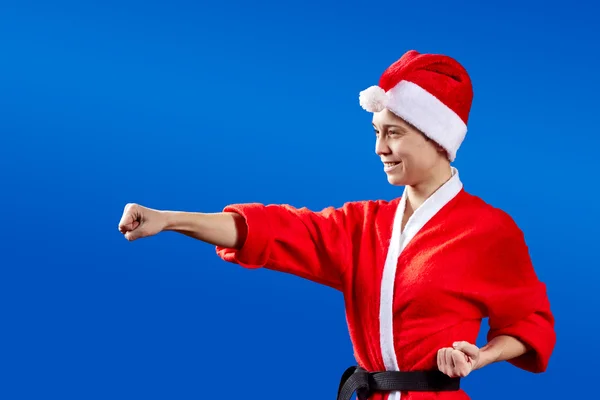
[360,80,467,162]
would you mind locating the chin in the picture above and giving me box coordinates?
[386,174,408,187]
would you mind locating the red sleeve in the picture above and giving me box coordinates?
[473,215,556,373]
[215,201,365,291]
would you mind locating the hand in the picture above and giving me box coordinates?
[437,341,480,378]
[118,203,167,241]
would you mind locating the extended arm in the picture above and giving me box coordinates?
[214,202,366,290]
[118,203,247,249]
[119,201,366,291]
[162,210,248,249]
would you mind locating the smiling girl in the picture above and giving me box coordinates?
[118,49,556,400]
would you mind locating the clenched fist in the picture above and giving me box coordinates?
[118,203,167,241]
[437,341,480,378]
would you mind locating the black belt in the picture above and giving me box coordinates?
[337,366,461,400]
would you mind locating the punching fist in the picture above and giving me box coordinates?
[118,203,167,241]
[437,341,480,378]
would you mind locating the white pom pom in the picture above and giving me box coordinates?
[359,85,389,112]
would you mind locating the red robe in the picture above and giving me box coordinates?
[216,169,556,400]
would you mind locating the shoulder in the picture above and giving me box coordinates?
[454,192,540,281]
[288,198,401,229]
[457,190,524,239]
[456,192,532,270]
[261,197,401,224]
[340,197,401,212]
[335,197,402,221]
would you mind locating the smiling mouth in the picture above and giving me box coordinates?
[383,161,401,172]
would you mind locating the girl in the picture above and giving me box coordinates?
[118,50,555,400]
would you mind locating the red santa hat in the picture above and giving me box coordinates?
[359,50,473,161]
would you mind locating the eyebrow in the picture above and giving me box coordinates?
[372,122,407,130]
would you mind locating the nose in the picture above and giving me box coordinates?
[375,136,391,156]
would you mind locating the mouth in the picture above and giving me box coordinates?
[383,161,402,172]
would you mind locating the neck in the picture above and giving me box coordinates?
[405,163,453,211]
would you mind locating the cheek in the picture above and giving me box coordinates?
[389,141,408,157]
[392,141,435,170]
[390,140,421,161]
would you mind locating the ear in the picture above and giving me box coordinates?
[437,144,449,158]
[422,134,449,159]
[429,141,449,160]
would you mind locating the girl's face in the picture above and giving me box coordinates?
[372,108,449,187]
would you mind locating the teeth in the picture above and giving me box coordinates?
[384,162,400,166]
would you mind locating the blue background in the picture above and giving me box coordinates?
[2,0,598,398]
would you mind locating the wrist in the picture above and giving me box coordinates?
[476,345,501,370]
[161,210,184,231]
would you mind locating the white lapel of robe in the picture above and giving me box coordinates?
[379,167,464,400]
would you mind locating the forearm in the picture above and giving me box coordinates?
[475,335,530,370]
[162,210,248,249]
